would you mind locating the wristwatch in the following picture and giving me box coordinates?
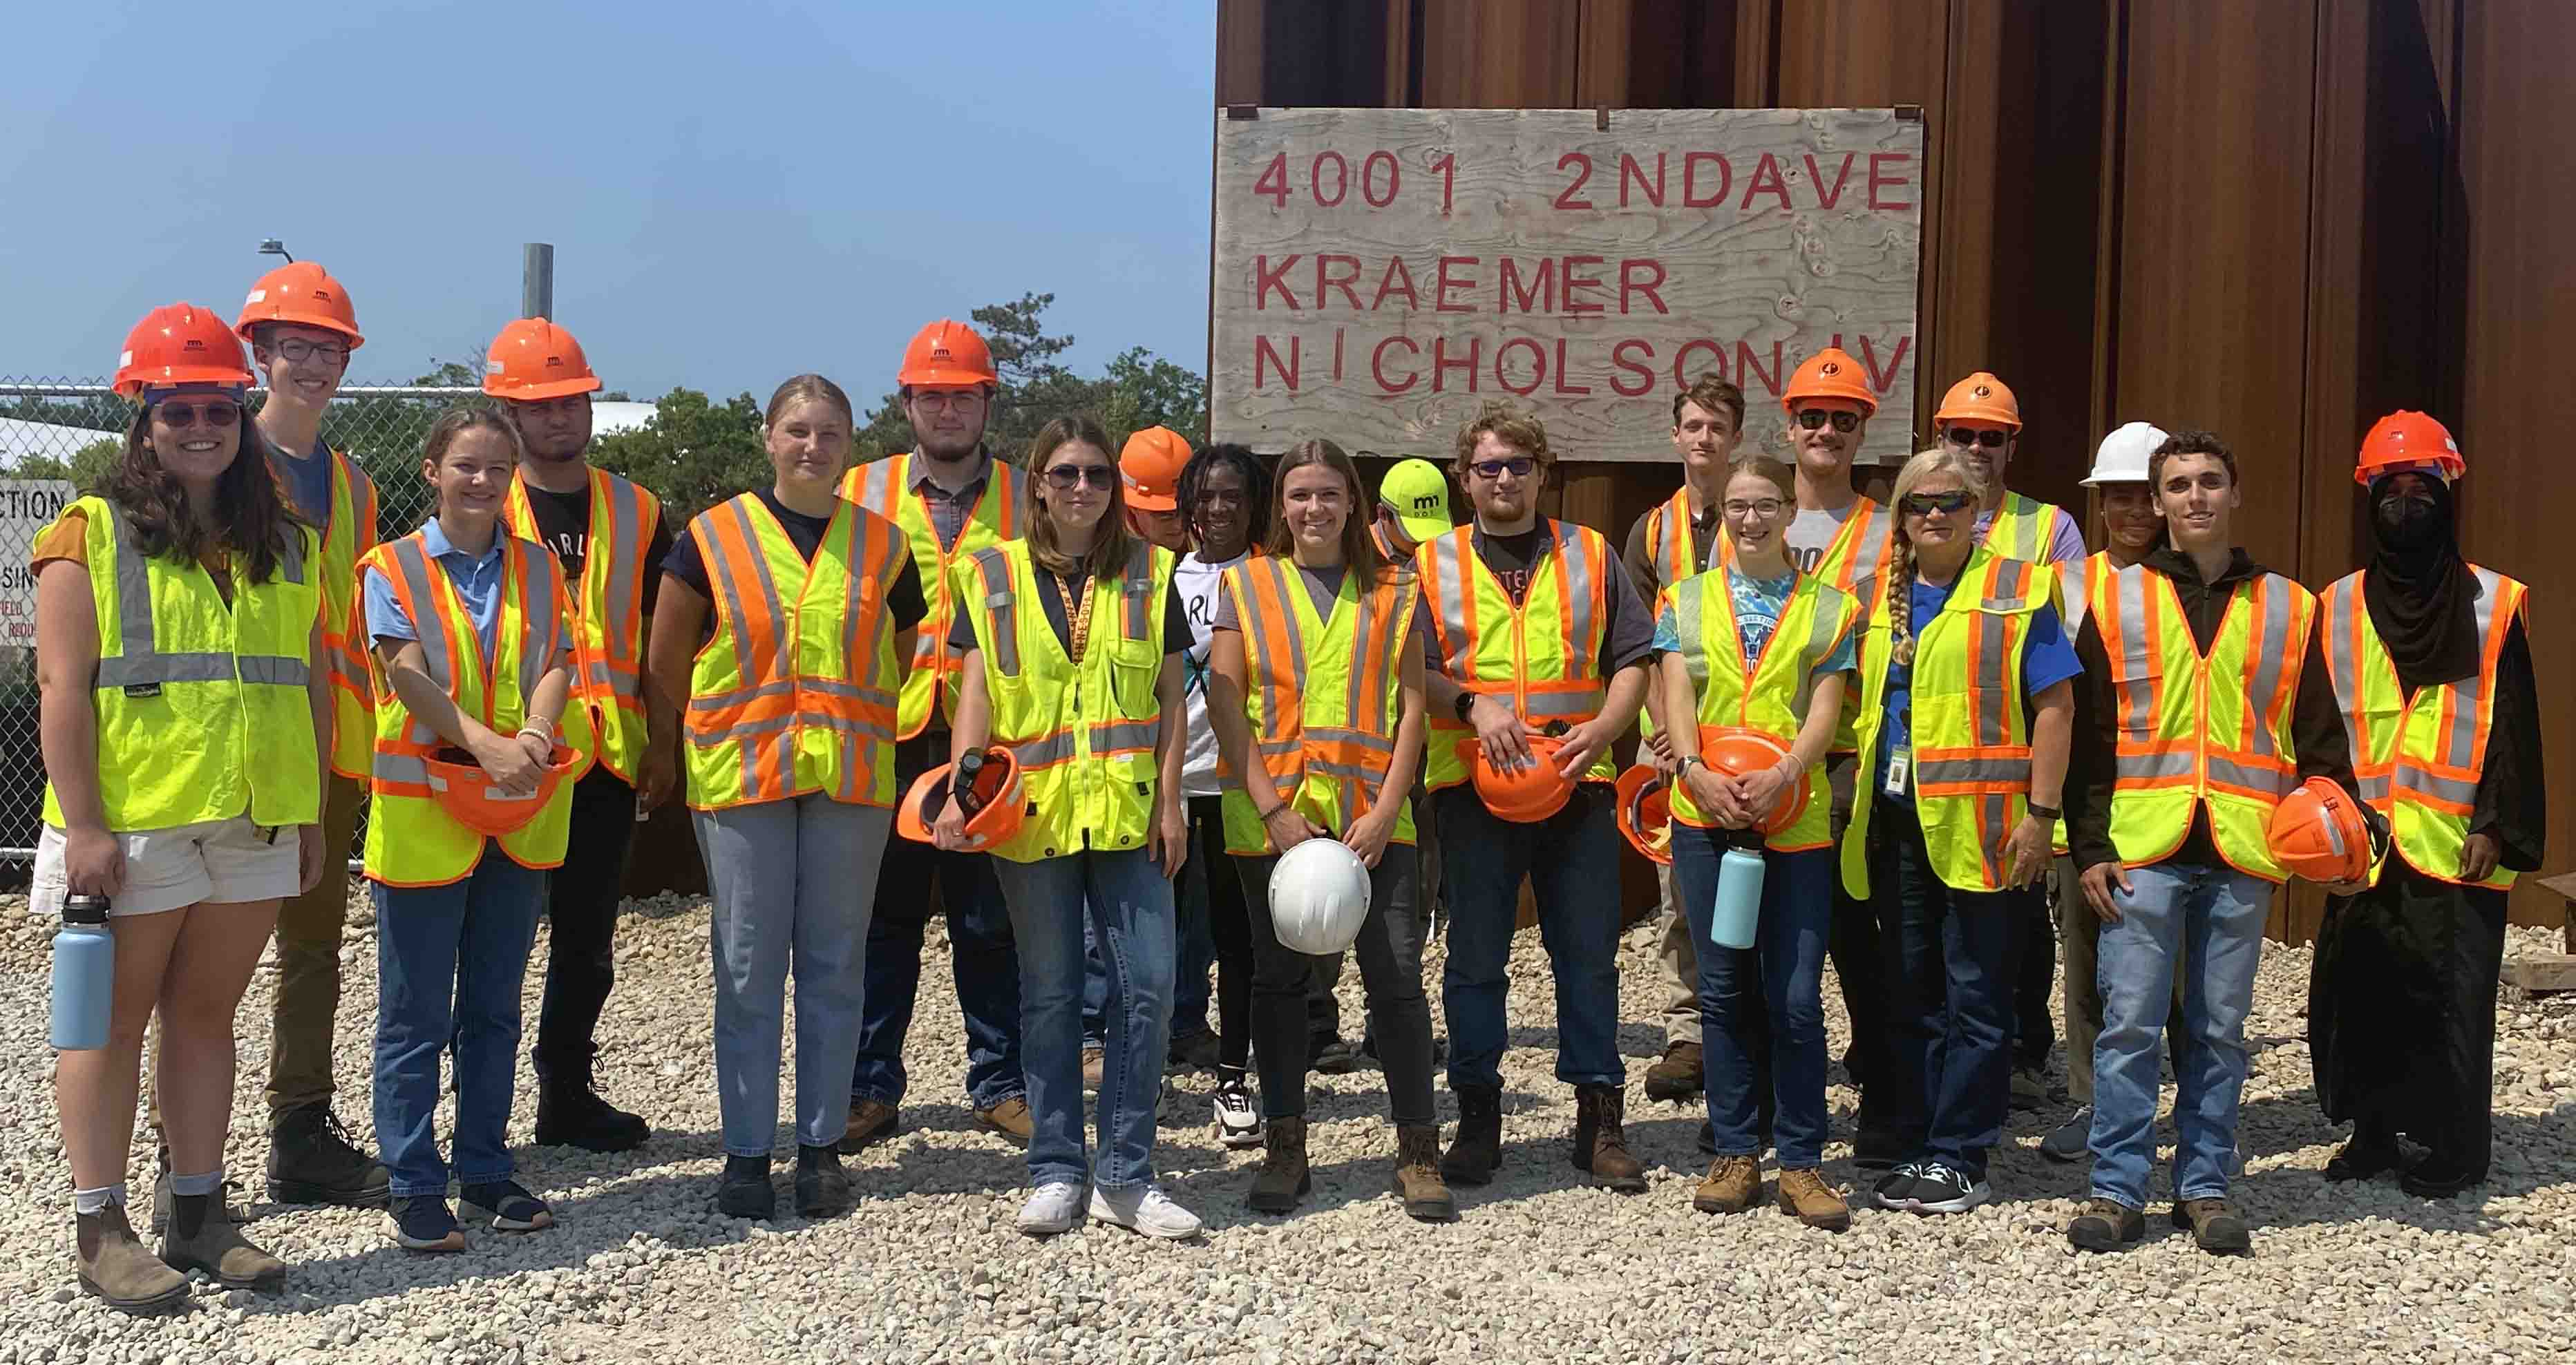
[1453,690,1480,724]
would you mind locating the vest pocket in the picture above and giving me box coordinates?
[1105,637,1162,719]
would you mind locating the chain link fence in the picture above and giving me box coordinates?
[0,379,489,861]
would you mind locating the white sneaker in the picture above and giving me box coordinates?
[1088,1182,1202,1239]
[1212,1076,1263,1149]
[1015,1181,1086,1236]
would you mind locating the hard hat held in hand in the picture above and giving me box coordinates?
[2266,776,2385,886]
[1269,837,1372,955]
[2083,421,2170,486]
[1699,727,1808,837]
[424,745,586,836]
[114,304,255,399]
[2354,410,2464,487]
[1472,735,1574,823]
[896,747,1028,851]
[1614,764,1672,866]
[234,261,364,348]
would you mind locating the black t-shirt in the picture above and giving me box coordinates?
[946,566,1194,659]
[520,481,676,618]
[1477,526,1550,605]
[659,488,927,630]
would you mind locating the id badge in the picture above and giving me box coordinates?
[1882,745,1911,798]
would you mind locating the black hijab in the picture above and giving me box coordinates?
[2363,474,2480,691]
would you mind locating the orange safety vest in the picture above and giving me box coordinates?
[1640,488,1710,607]
[503,468,661,783]
[844,453,1022,739]
[1417,519,1619,790]
[1219,554,1418,854]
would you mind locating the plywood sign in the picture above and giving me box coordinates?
[1211,107,1924,464]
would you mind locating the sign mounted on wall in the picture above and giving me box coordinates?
[1211,106,1925,465]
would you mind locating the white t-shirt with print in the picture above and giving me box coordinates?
[1174,551,1244,797]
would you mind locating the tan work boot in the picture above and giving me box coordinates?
[75,1205,189,1311]
[1248,1116,1309,1214]
[1642,1040,1705,1102]
[160,1192,287,1291]
[1392,1124,1456,1222]
[1570,1085,1646,1193]
[1775,1167,1851,1232]
[837,1098,899,1154]
[974,1096,1034,1146]
[1692,1156,1759,1214]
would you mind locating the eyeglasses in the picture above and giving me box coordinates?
[1043,464,1118,490]
[1468,456,1538,481]
[1900,490,1976,516]
[273,337,348,365]
[1791,409,1862,433]
[1723,497,1785,518]
[1942,426,2010,450]
[154,401,240,429]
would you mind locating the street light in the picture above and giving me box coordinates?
[258,238,294,264]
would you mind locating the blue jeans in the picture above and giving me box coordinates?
[2087,859,2269,1210]
[851,736,1023,1111]
[1874,799,2020,1183]
[994,846,1175,1190]
[1671,832,1832,1167]
[1086,798,1219,1046]
[371,852,547,1199]
[697,798,890,1155]
[1436,784,1625,1090]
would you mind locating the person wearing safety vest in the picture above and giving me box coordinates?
[2060,430,2349,1257]
[232,262,392,1212]
[647,376,927,1221]
[1935,370,2088,1120]
[1654,453,1860,1231]
[1625,373,1747,1109]
[484,317,670,1155]
[35,305,328,1309]
[840,320,1033,1151]
[1840,447,2079,1219]
[1420,402,1656,1192]
[360,407,587,1253]
[939,414,1199,1240]
[2308,412,2542,1199]
[1774,348,1904,1170]
[1206,439,1447,1221]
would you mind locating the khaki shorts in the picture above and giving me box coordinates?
[33,816,302,919]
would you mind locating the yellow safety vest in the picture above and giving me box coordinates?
[359,531,594,887]
[681,493,907,810]
[844,453,1023,739]
[2092,562,2315,883]
[43,497,321,832]
[1840,547,2049,897]
[2319,566,2526,890]
[1799,497,1897,754]
[1664,564,1853,851]
[278,448,381,781]
[1417,519,1620,791]
[960,540,1175,862]
[1982,491,2076,566]
[503,468,659,785]
[1218,555,1418,855]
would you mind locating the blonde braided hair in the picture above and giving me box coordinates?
[1884,446,1991,667]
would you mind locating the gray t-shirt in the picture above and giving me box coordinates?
[1782,502,1861,578]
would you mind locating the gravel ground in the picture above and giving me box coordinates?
[2,883,2571,1364]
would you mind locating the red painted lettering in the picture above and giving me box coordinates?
[1858,333,1912,393]
[1430,336,1479,393]
[1315,254,1363,310]
[1560,256,1606,315]
[1551,338,1591,394]
[1610,339,1657,397]
[1496,338,1546,397]
[1553,152,1595,210]
[1683,152,1732,208]
[1434,256,1480,313]
[1372,336,1420,393]
[1618,259,1669,315]
[1803,153,1857,209]
[1332,327,1346,381]
[1735,339,1784,397]
[1255,255,1300,311]
[1868,153,1913,210]
[1672,340,1725,389]
[1252,153,1289,208]
[1499,257,1555,314]
[1741,153,1792,212]
[1371,257,1421,311]
[1618,152,1665,207]
[1253,335,1300,391]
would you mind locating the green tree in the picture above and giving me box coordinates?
[853,293,1206,462]
[589,387,769,523]
[10,437,122,488]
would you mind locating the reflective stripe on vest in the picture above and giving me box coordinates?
[845,453,1021,739]
[2320,566,2524,889]
[41,498,321,832]
[1665,566,1853,852]
[1982,491,2069,565]
[2094,562,2315,883]
[504,468,659,784]
[1418,519,1616,790]
[681,493,904,810]
[1218,555,1419,855]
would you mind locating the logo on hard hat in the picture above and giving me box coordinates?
[931,342,952,361]
[1820,361,1841,376]
[544,356,562,368]
[1973,384,1991,399]
[244,289,268,305]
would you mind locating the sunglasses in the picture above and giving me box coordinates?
[1792,409,1862,433]
[1043,464,1118,490]
[1468,456,1538,480]
[1942,426,2010,450]
[272,336,348,365]
[1900,490,1976,516]
[155,401,241,429]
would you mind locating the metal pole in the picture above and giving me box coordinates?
[522,242,555,320]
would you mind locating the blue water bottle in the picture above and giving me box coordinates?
[50,893,114,1051]
[1709,832,1766,951]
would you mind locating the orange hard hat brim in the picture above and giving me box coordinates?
[898,366,997,390]
[116,365,253,399]
[489,374,603,401]
[237,312,365,348]
[1125,487,1179,513]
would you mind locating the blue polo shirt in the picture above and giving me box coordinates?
[361,518,522,661]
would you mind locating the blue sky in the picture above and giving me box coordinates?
[1,1,1216,401]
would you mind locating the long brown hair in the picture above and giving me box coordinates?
[1884,446,1989,667]
[1021,413,1137,581]
[97,393,310,586]
[1267,438,1388,582]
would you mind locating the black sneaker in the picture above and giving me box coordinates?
[390,1196,465,1252]
[2040,1105,2094,1163]
[794,1145,852,1218]
[459,1180,553,1232]
[1311,1035,1361,1075]
[1907,1162,1990,1215]
[535,1083,650,1153]
[717,1154,776,1220]
[1870,1163,1924,1211]
[266,1105,390,1208]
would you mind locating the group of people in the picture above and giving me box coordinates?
[37,262,2541,1310]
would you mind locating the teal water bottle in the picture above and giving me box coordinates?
[1709,832,1765,951]
[50,894,114,1051]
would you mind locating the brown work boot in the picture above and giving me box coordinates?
[2171,1197,2252,1255]
[1776,1167,1851,1232]
[1440,1085,1502,1186]
[1571,1085,1646,1193]
[75,1205,189,1312]
[1247,1116,1309,1214]
[1692,1155,1760,1214]
[837,1098,900,1154]
[1392,1124,1456,1222]
[160,1192,287,1291]
[1642,1040,1705,1102]
[974,1096,1034,1147]
[2067,1198,2146,1252]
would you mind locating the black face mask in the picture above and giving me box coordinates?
[2376,486,2444,550]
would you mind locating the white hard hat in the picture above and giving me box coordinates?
[1268,838,1372,955]
[2083,421,2169,486]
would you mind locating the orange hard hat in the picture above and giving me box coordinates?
[895,747,1029,852]
[423,745,585,837]
[898,319,998,390]
[2266,776,2385,885]
[1781,347,1877,416]
[1119,426,1191,513]
[2354,410,2465,486]
[1614,764,1672,865]
[1935,371,2020,430]
[1473,736,1575,824]
[113,303,255,399]
[483,318,603,401]
[234,261,364,348]
[1699,726,1809,837]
